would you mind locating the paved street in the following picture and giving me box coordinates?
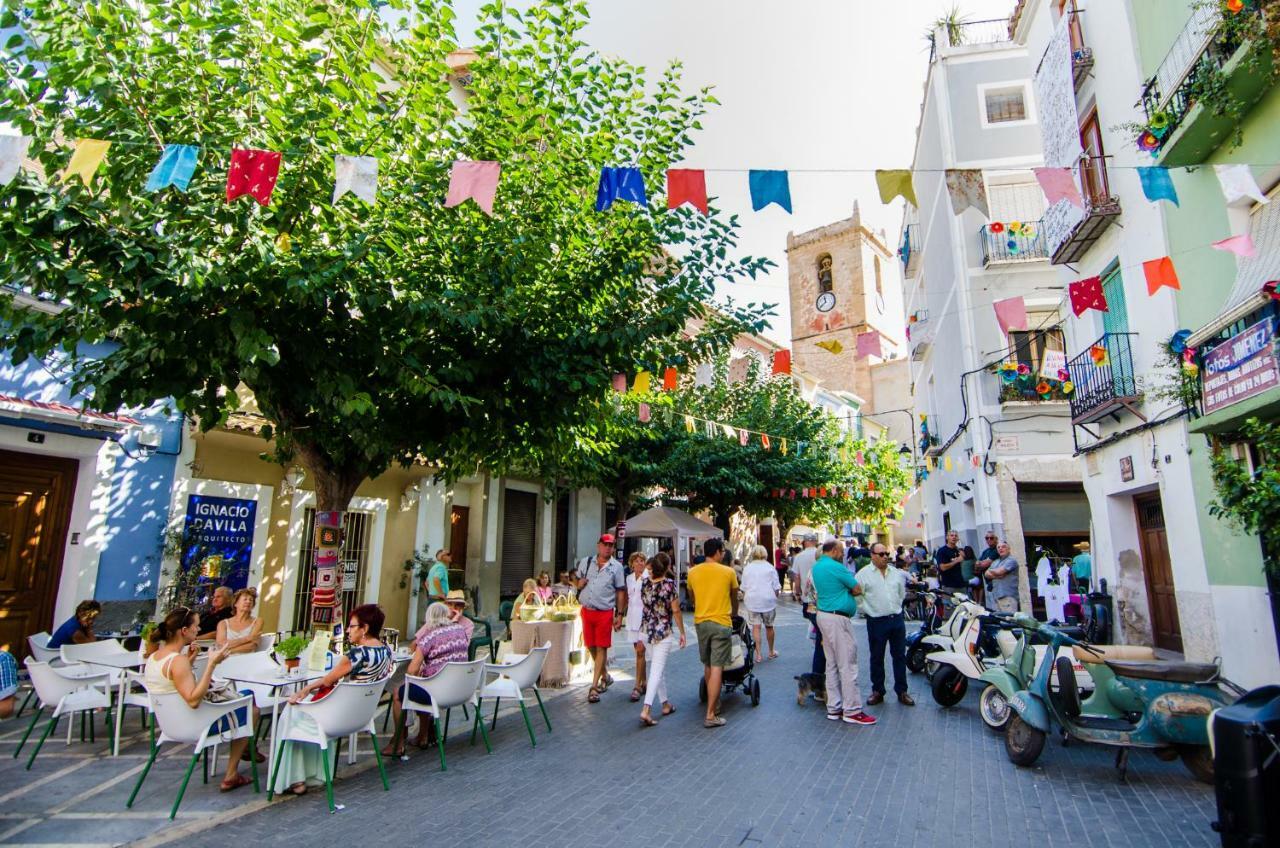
[0,601,1219,848]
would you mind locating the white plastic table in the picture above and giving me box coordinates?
[219,667,329,751]
[63,652,146,756]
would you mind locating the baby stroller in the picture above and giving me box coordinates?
[698,615,761,707]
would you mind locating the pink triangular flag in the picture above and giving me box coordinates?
[1212,234,1257,258]
[444,160,501,215]
[1034,167,1084,209]
[993,296,1028,335]
[612,373,627,393]
[856,331,882,359]
[638,403,651,423]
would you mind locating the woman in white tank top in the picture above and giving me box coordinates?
[216,588,263,655]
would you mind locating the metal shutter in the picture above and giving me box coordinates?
[500,490,538,596]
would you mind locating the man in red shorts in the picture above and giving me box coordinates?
[575,533,627,703]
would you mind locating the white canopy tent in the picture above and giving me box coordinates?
[609,506,723,585]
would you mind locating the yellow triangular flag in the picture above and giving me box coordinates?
[816,339,843,355]
[839,446,849,463]
[781,438,788,455]
[684,415,695,433]
[926,456,935,471]
[61,139,111,186]
[875,169,917,207]
[275,232,292,252]
[633,370,652,393]
[944,456,954,471]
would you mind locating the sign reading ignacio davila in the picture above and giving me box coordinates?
[1201,318,1279,415]
[182,494,257,590]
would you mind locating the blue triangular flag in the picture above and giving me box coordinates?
[749,170,791,213]
[145,144,200,192]
[595,166,647,211]
[1137,166,1178,206]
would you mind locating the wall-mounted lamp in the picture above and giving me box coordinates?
[281,465,306,495]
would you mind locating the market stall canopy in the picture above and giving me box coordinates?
[611,506,722,540]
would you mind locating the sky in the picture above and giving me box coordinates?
[451,0,1019,343]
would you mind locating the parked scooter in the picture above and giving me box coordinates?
[906,590,953,673]
[993,614,1242,783]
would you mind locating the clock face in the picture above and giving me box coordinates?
[816,292,836,313]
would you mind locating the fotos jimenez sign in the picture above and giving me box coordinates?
[181,494,257,589]
[1201,318,1279,415]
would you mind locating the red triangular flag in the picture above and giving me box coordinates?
[761,434,771,450]
[662,367,678,391]
[772,350,791,375]
[1068,276,1108,317]
[226,148,281,206]
[667,169,708,214]
[1143,256,1181,295]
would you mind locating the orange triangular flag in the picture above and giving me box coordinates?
[1143,256,1181,295]
[663,367,678,391]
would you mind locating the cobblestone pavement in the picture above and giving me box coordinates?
[0,601,1220,847]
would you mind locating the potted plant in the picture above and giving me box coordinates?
[275,636,308,672]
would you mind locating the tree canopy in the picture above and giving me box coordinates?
[0,0,768,509]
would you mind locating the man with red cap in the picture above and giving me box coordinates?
[575,533,627,703]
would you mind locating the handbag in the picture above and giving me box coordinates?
[203,680,240,704]
[518,593,546,622]
[548,594,580,622]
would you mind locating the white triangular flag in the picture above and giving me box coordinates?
[1214,164,1269,205]
[0,135,33,185]
[694,362,714,387]
[333,154,378,203]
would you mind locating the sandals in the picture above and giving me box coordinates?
[639,714,658,727]
[703,716,727,728]
[219,774,252,793]
[661,704,677,716]
[630,687,644,702]
[587,687,601,703]
[287,783,308,796]
[768,651,779,660]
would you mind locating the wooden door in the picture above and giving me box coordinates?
[1078,109,1109,205]
[757,524,774,554]
[1135,493,1183,652]
[0,449,79,658]
[449,506,470,569]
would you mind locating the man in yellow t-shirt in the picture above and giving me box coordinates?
[686,538,739,728]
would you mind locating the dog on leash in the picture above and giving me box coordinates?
[794,672,826,705]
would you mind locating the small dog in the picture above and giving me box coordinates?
[794,672,826,705]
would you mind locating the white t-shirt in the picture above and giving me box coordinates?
[791,547,819,603]
[625,570,648,632]
[741,560,781,613]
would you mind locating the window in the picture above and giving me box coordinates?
[1100,263,1129,336]
[983,84,1029,125]
[987,180,1046,222]
[1009,313,1064,371]
[817,254,833,293]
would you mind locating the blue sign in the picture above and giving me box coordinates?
[182,494,256,590]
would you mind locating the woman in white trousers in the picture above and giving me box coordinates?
[638,552,686,726]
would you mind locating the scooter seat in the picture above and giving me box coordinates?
[1072,644,1157,663]
[1104,659,1219,684]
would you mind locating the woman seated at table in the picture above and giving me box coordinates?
[272,604,392,796]
[534,571,554,602]
[48,600,101,649]
[381,600,474,757]
[512,578,541,620]
[144,607,256,792]
[216,588,263,655]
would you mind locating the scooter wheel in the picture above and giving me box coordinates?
[907,644,930,674]
[1177,745,1214,784]
[979,685,1010,731]
[1004,714,1046,767]
[930,668,968,707]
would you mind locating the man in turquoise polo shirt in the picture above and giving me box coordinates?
[425,549,452,602]
[810,540,876,726]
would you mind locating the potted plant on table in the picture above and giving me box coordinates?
[275,636,308,672]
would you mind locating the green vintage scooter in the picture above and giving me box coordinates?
[989,615,1243,783]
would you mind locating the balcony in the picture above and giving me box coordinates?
[929,17,1014,61]
[980,219,1048,266]
[899,223,920,277]
[1065,7,1094,90]
[1066,332,1143,425]
[993,330,1071,403]
[1045,155,1122,265]
[1139,3,1274,167]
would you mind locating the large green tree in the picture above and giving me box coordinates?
[0,0,766,510]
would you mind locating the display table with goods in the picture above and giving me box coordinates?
[509,596,583,687]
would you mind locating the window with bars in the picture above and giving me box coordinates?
[984,85,1028,124]
[292,508,373,632]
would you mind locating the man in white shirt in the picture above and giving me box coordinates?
[855,542,915,706]
[740,545,781,662]
[789,534,823,676]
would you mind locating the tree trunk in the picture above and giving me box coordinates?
[292,440,365,629]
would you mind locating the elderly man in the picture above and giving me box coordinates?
[811,539,876,726]
[790,534,824,676]
[197,586,234,639]
[986,541,1020,613]
[856,543,915,706]
[425,549,452,602]
[575,533,626,704]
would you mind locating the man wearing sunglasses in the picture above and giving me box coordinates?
[855,543,915,706]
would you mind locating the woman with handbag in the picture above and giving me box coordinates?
[144,607,256,792]
[638,552,685,727]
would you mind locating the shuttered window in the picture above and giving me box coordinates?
[500,489,538,596]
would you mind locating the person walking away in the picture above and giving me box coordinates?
[685,538,738,728]
[856,544,915,706]
[934,531,967,593]
[811,540,876,726]
[773,544,789,595]
[575,534,626,704]
[625,552,650,702]
[638,552,685,726]
[1071,542,1092,592]
[425,549,452,603]
[790,534,824,676]
[741,545,780,661]
[986,542,1020,613]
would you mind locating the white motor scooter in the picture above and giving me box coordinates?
[920,592,987,670]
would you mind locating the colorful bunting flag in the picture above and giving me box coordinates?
[1214,163,1269,205]
[855,450,864,466]
[61,139,111,187]
[856,331,882,359]
[944,169,988,217]
[748,170,792,213]
[739,428,749,446]
[663,367,679,391]
[1033,167,1084,209]
[875,169,917,207]
[226,148,281,205]
[762,434,771,450]
[667,169,708,214]
[684,415,695,433]
[1137,166,1178,206]
[772,350,791,375]
[972,454,982,468]
[612,373,627,393]
[944,456,953,471]
[722,423,736,439]
[0,134,32,185]
[333,154,378,204]
[1143,256,1180,295]
[638,403,651,423]
[595,166,647,211]
[816,339,843,355]
[993,296,1028,334]
[1068,276,1108,317]
[145,144,199,192]
[1212,234,1257,258]
[445,160,501,215]
[633,370,652,393]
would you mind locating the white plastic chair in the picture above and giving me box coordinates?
[266,679,389,811]
[126,689,259,819]
[478,643,552,748]
[14,658,112,770]
[27,632,60,664]
[256,633,276,652]
[61,639,133,685]
[403,660,490,771]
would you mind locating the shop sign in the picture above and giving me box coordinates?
[994,435,1020,452]
[182,494,256,589]
[1201,319,1279,415]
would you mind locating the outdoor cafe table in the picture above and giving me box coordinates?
[508,617,580,687]
[217,666,329,752]
[79,652,149,757]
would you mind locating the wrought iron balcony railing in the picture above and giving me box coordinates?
[993,329,1070,403]
[1066,332,1142,424]
[980,219,1048,266]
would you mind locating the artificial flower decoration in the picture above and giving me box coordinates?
[1183,346,1196,364]
[1090,344,1110,366]
[1007,240,1020,253]
[1183,361,1200,376]
[1057,368,1070,382]
[1021,225,1036,238]
[1001,369,1018,384]
[1017,362,1031,375]
[1226,0,1244,13]
[1009,220,1023,233]
[1169,328,1192,354]
[1148,111,1171,134]
[1061,381,1075,395]
[1036,381,1051,395]
[990,221,1005,233]
[1138,130,1161,152]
